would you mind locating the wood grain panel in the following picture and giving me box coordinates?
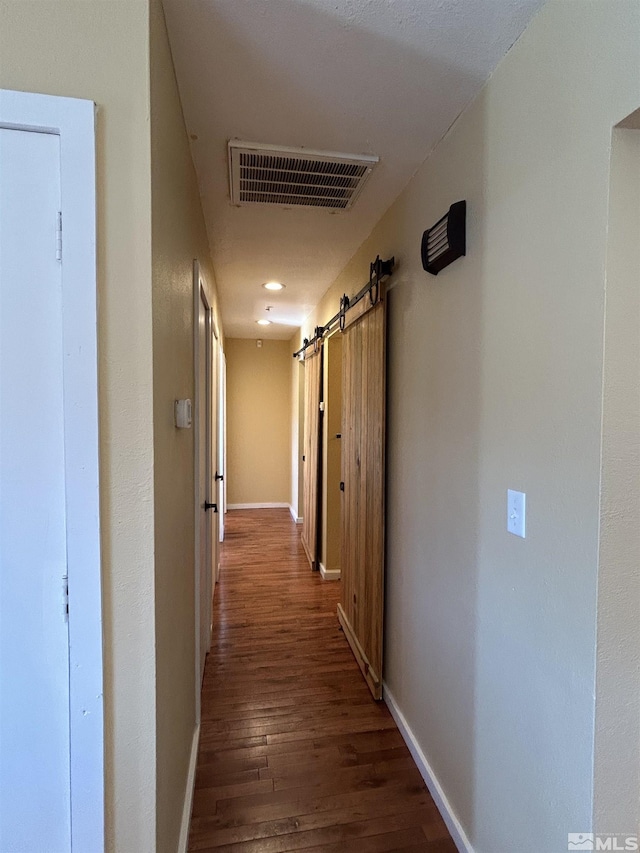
[340,283,387,699]
[301,345,323,569]
[188,508,455,853]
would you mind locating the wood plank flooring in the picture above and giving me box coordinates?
[189,508,456,853]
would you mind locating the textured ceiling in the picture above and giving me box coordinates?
[163,0,545,339]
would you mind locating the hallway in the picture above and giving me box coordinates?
[188,509,456,852]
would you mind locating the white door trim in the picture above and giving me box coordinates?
[0,89,103,852]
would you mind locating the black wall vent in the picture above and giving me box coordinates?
[421,201,466,275]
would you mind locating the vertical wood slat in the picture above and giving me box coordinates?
[338,284,386,700]
[301,344,323,569]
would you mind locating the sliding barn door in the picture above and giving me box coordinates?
[301,344,323,569]
[338,284,387,699]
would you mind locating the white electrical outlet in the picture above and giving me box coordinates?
[507,489,526,538]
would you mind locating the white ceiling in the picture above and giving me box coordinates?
[163,0,545,340]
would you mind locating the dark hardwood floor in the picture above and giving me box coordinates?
[189,508,456,853]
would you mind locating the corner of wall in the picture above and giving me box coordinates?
[593,116,640,836]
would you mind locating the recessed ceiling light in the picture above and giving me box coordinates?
[256,319,272,326]
[263,281,285,291]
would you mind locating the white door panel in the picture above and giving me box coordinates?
[210,326,219,586]
[197,289,211,681]
[218,350,226,543]
[196,279,220,691]
[0,128,71,851]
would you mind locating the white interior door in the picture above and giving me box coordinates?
[0,128,71,851]
[210,324,219,584]
[197,285,213,682]
[218,349,226,542]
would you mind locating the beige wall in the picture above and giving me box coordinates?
[593,119,640,835]
[149,1,222,851]
[290,355,305,522]
[293,2,640,849]
[1,3,156,849]
[226,339,291,506]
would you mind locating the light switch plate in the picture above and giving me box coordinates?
[507,489,526,538]
[174,398,192,429]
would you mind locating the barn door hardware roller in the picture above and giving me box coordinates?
[339,294,350,331]
[368,255,394,305]
[293,255,395,358]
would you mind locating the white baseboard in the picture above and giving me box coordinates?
[319,561,341,581]
[177,723,200,853]
[227,502,290,510]
[383,684,473,853]
[289,504,303,524]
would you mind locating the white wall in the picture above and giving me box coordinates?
[294,2,640,850]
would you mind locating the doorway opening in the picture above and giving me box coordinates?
[194,262,220,705]
[593,109,640,834]
[320,331,343,581]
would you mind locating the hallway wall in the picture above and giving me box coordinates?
[290,358,305,523]
[293,2,640,850]
[226,338,292,507]
[593,117,640,835]
[149,1,223,851]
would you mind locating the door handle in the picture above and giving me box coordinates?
[204,501,218,512]
[215,471,224,481]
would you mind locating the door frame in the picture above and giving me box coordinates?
[301,343,324,570]
[218,349,227,545]
[210,319,220,585]
[194,262,212,721]
[0,90,103,851]
[320,328,343,580]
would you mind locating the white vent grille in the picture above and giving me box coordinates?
[228,141,378,210]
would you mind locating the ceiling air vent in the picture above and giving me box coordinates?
[228,141,378,211]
